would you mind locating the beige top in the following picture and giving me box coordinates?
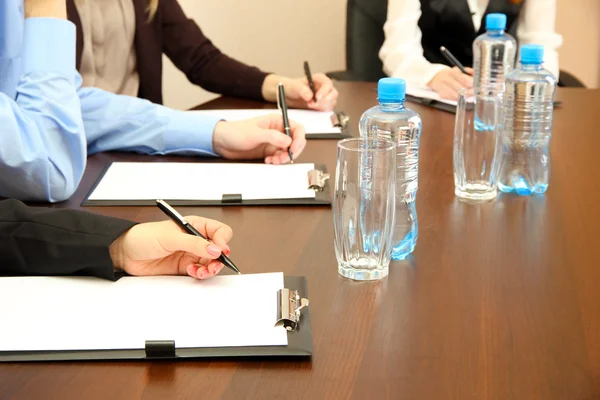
[76,0,140,96]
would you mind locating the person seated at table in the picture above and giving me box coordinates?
[68,0,339,111]
[0,198,231,280]
[379,0,562,100]
[1,0,306,203]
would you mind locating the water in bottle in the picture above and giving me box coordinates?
[359,78,422,260]
[498,44,557,195]
[472,13,517,91]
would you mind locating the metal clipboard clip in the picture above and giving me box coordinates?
[308,169,330,191]
[276,288,309,331]
[331,111,350,129]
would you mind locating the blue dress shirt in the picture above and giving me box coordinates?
[0,2,221,202]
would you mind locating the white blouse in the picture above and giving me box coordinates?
[379,0,563,87]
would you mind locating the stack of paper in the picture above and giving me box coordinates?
[0,273,288,351]
[87,162,317,201]
[192,109,342,135]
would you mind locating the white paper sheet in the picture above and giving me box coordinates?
[87,162,317,201]
[191,109,342,135]
[0,273,288,352]
[406,87,458,107]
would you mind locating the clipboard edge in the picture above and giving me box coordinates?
[0,277,312,362]
[81,164,332,207]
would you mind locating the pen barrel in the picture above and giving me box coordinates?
[281,113,291,131]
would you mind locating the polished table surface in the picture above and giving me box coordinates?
[1,83,600,400]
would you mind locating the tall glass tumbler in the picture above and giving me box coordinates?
[453,87,503,201]
[333,138,396,281]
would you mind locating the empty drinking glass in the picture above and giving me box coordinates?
[453,87,503,201]
[333,138,396,281]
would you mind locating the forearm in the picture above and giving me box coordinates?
[0,18,86,202]
[160,0,268,101]
[0,199,135,280]
[78,83,221,156]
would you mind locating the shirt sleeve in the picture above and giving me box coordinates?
[516,0,563,78]
[159,0,269,101]
[77,77,223,157]
[0,18,86,203]
[0,198,135,281]
[379,0,449,88]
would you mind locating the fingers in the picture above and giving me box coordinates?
[313,73,334,102]
[186,260,225,280]
[288,119,307,158]
[262,119,306,164]
[308,87,338,111]
[293,80,315,103]
[185,216,233,250]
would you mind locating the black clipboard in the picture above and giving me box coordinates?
[0,276,312,362]
[406,95,564,114]
[306,111,351,139]
[406,95,457,114]
[82,163,332,207]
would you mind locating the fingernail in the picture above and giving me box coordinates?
[224,248,231,256]
[207,244,222,257]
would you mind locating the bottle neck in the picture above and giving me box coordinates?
[486,28,504,36]
[378,101,405,110]
[520,63,543,71]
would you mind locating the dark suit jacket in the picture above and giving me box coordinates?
[0,199,135,280]
[67,0,269,105]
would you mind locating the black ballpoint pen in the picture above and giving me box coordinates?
[440,46,471,76]
[303,61,317,102]
[156,199,240,274]
[276,82,294,163]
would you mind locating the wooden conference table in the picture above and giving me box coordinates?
[1,83,600,400]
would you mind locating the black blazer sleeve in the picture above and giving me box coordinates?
[159,0,269,101]
[0,199,136,280]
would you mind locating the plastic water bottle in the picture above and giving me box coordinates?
[498,44,557,195]
[359,78,422,260]
[472,13,517,91]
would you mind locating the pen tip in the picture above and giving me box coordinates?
[440,46,446,51]
[238,272,241,275]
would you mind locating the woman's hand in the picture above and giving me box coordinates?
[427,67,474,100]
[109,217,233,280]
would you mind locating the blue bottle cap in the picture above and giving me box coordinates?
[486,13,507,30]
[378,78,406,103]
[520,44,544,65]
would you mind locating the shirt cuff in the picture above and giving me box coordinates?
[159,108,221,155]
[22,18,76,82]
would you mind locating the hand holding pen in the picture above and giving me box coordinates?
[156,199,240,276]
[426,46,474,101]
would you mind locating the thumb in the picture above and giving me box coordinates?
[172,233,223,260]
[254,128,292,149]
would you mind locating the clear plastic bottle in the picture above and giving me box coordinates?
[498,44,557,195]
[359,78,422,260]
[472,13,517,91]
